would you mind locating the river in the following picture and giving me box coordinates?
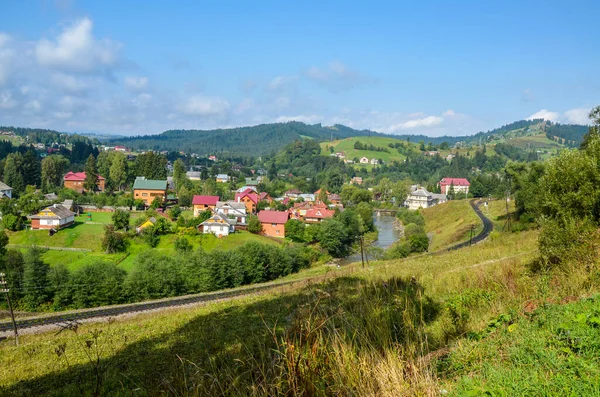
[340,213,401,265]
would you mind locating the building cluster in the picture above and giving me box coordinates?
[403,178,470,210]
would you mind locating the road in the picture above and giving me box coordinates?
[0,199,495,334]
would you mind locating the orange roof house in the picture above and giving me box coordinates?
[304,208,335,223]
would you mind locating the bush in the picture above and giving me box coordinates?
[112,209,130,231]
[101,225,128,253]
[143,226,160,247]
[2,213,22,231]
[285,219,306,242]
[247,215,261,234]
[174,236,192,252]
[168,205,181,220]
[408,233,429,253]
[69,262,127,308]
[538,217,599,270]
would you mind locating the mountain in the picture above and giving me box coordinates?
[106,122,383,156]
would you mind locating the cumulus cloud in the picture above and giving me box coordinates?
[527,109,559,122]
[305,61,371,92]
[388,115,444,131]
[275,114,322,124]
[564,107,591,125]
[124,76,148,91]
[442,109,456,117]
[0,33,14,86]
[35,17,120,73]
[266,76,297,92]
[180,95,230,117]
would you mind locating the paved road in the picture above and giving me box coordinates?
[1,199,494,334]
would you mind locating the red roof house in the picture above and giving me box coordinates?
[304,208,335,223]
[439,178,470,195]
[63,171,106,193]
[257,210,289,238]
[192,195,220,215]
[235,189,259,213]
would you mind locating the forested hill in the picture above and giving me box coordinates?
[0,126,98,146]
[107,122,379,156]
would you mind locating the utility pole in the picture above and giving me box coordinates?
[360,236,365,268]
[0,273,19,346]
[469,224,474,246]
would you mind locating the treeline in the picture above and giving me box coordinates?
[353,141,389,152]
[468,119,543,143]
[0,126,98,146]
[546,123,589,147]
[0,241,317,311]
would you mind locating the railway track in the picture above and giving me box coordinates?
[1,199,494,333]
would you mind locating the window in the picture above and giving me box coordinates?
[272,223,277,227]
[142,193,148,197]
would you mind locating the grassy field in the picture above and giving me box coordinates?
[8,212,279,272]
[2,226,598,395]
[321,136,418,164]
[422,200,483,251]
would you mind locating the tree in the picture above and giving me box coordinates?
[173,159,186,189]
[101,225,128,253]
[112,209,130,231]
[174,236,192,252]
[22,149,41,187]
[2,213,22,231]
[150,196,162,210]
[41,155,69,192]
[83,154,99,192]
[22,247,51,309]
[69,262,127,308]
[135,152,168,180]
[319,219,350,257]
[247,215,262,234]
[285,219,305,242]
[2,249,25,302]
[109,152,127,191]
[4,153,24,194]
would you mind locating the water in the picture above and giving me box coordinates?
[340,214,401,265]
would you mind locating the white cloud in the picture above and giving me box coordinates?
[267,76,297,92]
[388,115,444,131]
[51,73,87,93]
[180,95,230,117]
[527,109,559,122]
[124,76,148,91]
[564,107,591,125]
[275,114,322,124]
[0,91,16,109]
[305,61,371,92]
[0,33,14,86]
[35,17,120,73]
[442,109,456,117]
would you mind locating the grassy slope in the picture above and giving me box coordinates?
[8,212,278,272]
[422,200,483,251]
[321,136,418,164]
[5,228,584,396]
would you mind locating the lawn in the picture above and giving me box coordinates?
[321,136,418,164]
[422,199,483,251]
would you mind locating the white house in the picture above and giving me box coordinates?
[0,181,12,199]
[29,204,75,230]
[216,201,247,224]
[359,157,369,164]
[216,174,230,183]
[404,187,448,210]
[199,214,234,237]
[370,158,380,165]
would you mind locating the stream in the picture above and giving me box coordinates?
[339,213,401,265]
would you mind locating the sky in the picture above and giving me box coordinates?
[0,0,598,137]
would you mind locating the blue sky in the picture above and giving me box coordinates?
[0,0,598,136]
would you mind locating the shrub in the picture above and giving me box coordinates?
[174,236,192,252]
[247,215,261,234]
[112,209,130,231]
[101,225,128,253]
[2,213,22,231]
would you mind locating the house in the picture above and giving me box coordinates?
[186,171,201,180]
[350,176,363,185]
[199,214,234,237]
[370,158,380,165]
[208,155,218,162]
[136,217,156,234]
[63,171,106,193]
[236,185,258,194]
[257,210,289,238]
[114,145,127,152]
[439,177,470,195]
[298,193,315,202]
[133,177,168,206]
[405,187,434,210]
[425,151,439,156]
[304,208,335,223]
[446,154,456,162]
[235,188,259,213]
[335,152,346,159]
[284,189,302,199]
[0,181,12,198]
[404,187,447,210]
[192,195,220,215]
[216,174,230,183]
[216,201,247,224]
[245,178,259,187]
[259,192,272,203]
[327,193,342,205]
[359,157,369,164]
[29,204,75,230]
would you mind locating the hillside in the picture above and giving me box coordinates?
[5,229,599,395]
[321,136,420,165]
[107,122,382,156]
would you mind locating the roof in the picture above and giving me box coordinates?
[259,192,270,200]
[192,195,219,206]
[133,177,167,190]
[235,191,259,204]
[245,178,259,185]
[217,201,247,211]
[200,213,233,226]
[216,174,229,180]
[29,204,75,220]
[63,171,105,182]
[0,181,12,190]
[285,189,301,195]
[411,188,433,198]
[439,178,470,186]
[305,208,335,219]
[236,186,258,193]
[258,210,289,224]
[328,193,341,201]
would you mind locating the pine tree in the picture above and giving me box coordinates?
[83,154,99,192]
[4,153,24,194]
[109,153,127,191]
[22,149,41,187]
[23,248,51,310]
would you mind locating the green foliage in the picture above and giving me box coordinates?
[319,219,350,257]
[41,155,69,193]
[101,225,128,253]
[150,196,162,210]
[112,209,130,231]
[0,249,24,302]
[247,215,261,234]
[285,219,306,242]
[167,205,181,220]
[134,152,168,180]
[83,154,99,192]
[2,213,22,231]
[22,247,51,310]
[68,262,127,308]
[174,236,192,252]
